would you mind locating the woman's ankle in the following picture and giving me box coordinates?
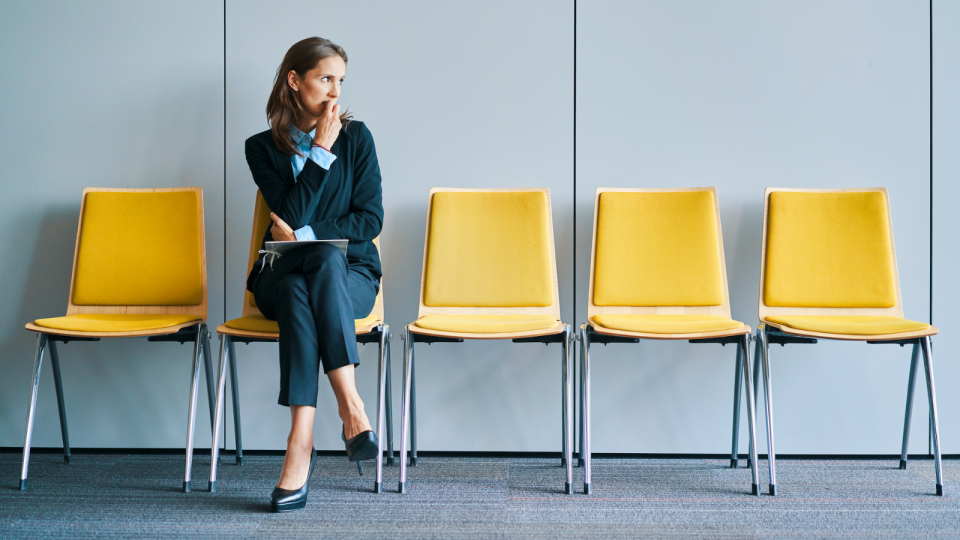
[287,431,313,451]
[340,405,371,438]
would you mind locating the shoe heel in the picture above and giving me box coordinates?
[272,499,307,513]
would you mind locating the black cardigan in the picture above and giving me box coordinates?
[245,120,384,285]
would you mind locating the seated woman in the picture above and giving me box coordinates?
[244,37,382,513]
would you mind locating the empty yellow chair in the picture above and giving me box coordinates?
[209,191,394,493]
[21,187,214,492]
[754,187,943,496]
[580,187,760,495]
[399,188,574,494]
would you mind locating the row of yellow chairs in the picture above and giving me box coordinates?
[19,186,943,498]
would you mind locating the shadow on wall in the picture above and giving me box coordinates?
[379,201,428,327]
[8,205,79,343]
[0,206,79,444]
[725,199,764,322]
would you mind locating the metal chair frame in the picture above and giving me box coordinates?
[578,326,760,495]
[20,325,217,492]
[208,326,395,493]
[399,325,575,494]
[743,325,944,496]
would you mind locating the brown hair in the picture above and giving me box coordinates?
[266,37,353,156]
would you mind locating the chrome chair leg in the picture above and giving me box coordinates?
[581,324,592,494]
[899,343,920,470]
[375,325,388,493]
[578,330,586,468]
[386,335,395,466]
[20,333,47,491]
[209,335,229,492]
[410,346,418,467]
[398,327,414,493]
[741,334,760,496]
[227,338,242,465]
[561,329,568,469]
[919,337,944,496]
[730,338,743,468]
[183,328,203,493]
[746,336,756,471]
[748,332,762,470]
[201,325,216,433]
[48,340,71,465]
[562,324,573,494]
[758,325,777,496]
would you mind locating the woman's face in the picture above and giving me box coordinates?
[288,55,346,119]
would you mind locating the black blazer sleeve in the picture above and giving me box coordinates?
[307,122,383,242]
[245,134,330,230]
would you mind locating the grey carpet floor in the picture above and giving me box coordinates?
[1,453,957,539]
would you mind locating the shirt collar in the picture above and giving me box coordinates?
[288,125,316,149]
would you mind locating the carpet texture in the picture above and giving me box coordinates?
[1,454,957,539]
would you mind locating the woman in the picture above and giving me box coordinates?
[245,37,382,513]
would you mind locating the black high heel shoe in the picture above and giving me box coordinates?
[342,426,379,475]
[270,446,318,513]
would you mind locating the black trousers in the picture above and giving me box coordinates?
[252,243,378,407]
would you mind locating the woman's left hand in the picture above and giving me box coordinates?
[270,212,297,242]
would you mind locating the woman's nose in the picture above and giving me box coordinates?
[329,84,340,98]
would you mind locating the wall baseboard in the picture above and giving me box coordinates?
[1,447,955,460]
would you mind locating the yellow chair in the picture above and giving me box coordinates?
[398,188,574,494]
[579,187,760,495]
[20,187,214,492]
[209,191,393,493]
[754,187,943,496]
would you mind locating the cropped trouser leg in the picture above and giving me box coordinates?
[253,243,378,408]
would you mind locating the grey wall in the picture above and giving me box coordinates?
[0,1,952,457]
[0,2,225,449]
[933,0,960,455]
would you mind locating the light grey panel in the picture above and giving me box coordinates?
[226,1,573,450]
[932,0,959,454]
[0,2,225,448]
[577,1,930,453]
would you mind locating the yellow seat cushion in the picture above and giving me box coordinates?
[415,314,558,334]
[592,314,743,335]
[224,313,381,334]
[423,191,554,307]
[766,316,929,336]
[73,191,204,306]
[764,191,896,308]
[594,191,724,307]
[34,314,201,333]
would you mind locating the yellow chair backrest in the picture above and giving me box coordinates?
[417,188,561,319]
[67,187,206,319]
[758,188,904,320]
[587,187,732,319]
[241,191,383,324]
[244,191,274,310]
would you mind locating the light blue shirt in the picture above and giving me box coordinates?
[288,126,337,240]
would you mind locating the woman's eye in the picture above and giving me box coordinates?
[321,77,330,82]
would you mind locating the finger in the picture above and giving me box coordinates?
[333,104,341,116]
[327,98,338,113]
[271,212,289,228]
